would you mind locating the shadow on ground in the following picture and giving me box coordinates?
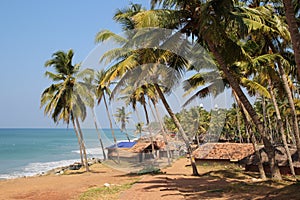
[120,167,300,200]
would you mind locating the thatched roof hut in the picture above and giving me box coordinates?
[129,141,160,153]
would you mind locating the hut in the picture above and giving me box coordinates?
[106,142,136,160]
[240,146,300,175]
[129,141,160,162]
[154,134,177,158]
[192,143,255,165]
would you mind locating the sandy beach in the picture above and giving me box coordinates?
[0,158,299,200]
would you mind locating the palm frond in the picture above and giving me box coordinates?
[95,29,127,44]
[241,77,271,98]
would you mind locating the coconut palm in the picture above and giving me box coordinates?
[41,49,90,172]
[114,106,131,142]
[82,72,107,161]
[146,0,286,179]
[135,122,144,138]
[95,70,120,163]
[282,0,300,79]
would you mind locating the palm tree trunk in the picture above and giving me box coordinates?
[71,115,84,166]
[277,62,300,159]
[148,99,158,122]
[236,104,242,143]
[262,97,271,142]
[233,92,267,180]
[123,129,131,142]
[207,41,281,180]
[143,103,156,159]
[282,0,300,79]
[135,109,143,138]
[268,79,296,178]
[153,101,172,166]
[154,83,199,176]
[91,109,107,160]
[75,117,90,172]
[286,116,295,145]
[103,94,120,164]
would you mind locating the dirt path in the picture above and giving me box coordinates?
[0,164,135,200]
[0,158,298,200]
[119,159,298,200]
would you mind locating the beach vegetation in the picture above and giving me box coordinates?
[78,181,137,200]
[41,49,92,172]
[114,106,132,142]
[41,0,300,183]
[95,69,120,164]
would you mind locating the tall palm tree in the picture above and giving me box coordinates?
[117,84,157,157]
[282,0,300,79]
[95,70,120,163]
[41,49,90,172]
[82,72,107,161]
[114,106,131,142]
[135,122,144,138]
[146,0,285,179]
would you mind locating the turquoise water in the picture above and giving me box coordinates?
[0,128,135,179]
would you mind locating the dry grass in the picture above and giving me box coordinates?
[78,181,138,200]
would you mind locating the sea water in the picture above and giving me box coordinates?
[0,128,135,179]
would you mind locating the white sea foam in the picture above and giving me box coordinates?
[0,159,79,180]
[72,147,105,157]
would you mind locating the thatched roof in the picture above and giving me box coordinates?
[129,141,160,153]
[192,143,255,161]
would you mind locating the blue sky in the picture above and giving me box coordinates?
[0,0,235,129]
[0,0,147,128]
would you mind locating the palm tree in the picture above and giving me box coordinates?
[95,70,120,163]
[282,0,300,79]
[118,84,157,158]
[82,72,107,161]
[41,49,90,172]
[114,106,131,142]
[146,0,284,179]
[135,122,144,138]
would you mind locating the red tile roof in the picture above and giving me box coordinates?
[192,143,254,161]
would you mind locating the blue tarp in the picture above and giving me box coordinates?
[106,142,136,149]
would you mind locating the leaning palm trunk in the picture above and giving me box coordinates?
[268,80,296,178]
[103,94,120,164]
[153,101,172,166]
[207,41,281,180]
[71,115,84,166]
[154,83,199,176]
[92,109,107,160]
[282,0,300,79]
[75,117,90,172]
[123,129,131,142]
[277,62,300,159]
[234,92,267,180]
[269,40,300,158]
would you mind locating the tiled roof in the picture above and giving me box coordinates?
[192,143,254,161]
[129,141,160,153]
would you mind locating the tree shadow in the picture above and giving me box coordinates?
[259,182,300,200]
[120,168,296,200]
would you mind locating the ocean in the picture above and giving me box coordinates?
[0,128,135,179]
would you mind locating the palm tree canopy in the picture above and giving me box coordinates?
[114,106,131,131]
[41,49,92,124]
